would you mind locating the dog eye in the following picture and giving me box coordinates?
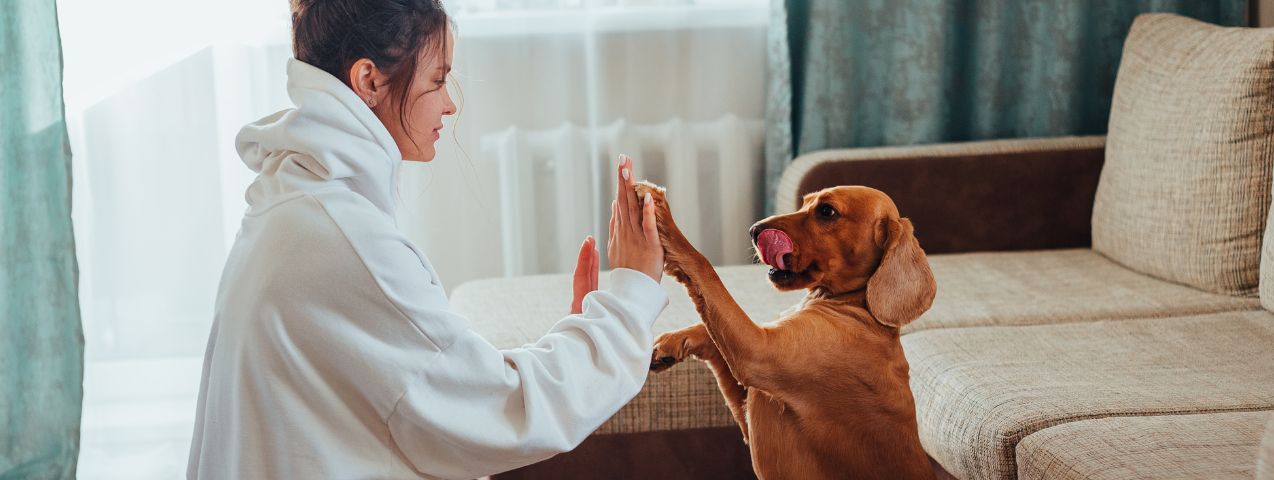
[816,204,838,219]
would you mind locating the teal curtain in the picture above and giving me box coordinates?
[1,1,84,478]
[764,0,1249,213]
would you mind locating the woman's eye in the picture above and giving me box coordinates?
[816,204,837,219]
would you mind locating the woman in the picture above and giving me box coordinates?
[187,1,667,478]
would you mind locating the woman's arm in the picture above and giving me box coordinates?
[386,268,666,479]
[314,155,666,478]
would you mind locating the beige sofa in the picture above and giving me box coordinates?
[454,14,1274,479]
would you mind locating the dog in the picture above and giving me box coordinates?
[637,182,936,479]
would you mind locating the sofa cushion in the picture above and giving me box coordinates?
[1091,14,1274,296]
[450,266,805,352]
[452,250,1259,345]
[1261,414,1274,480]
[1016,411,1273,480]
[451,265,805,433]
[452,250,1260,433]
[910,249,1258,333]
[904,311,1274,480]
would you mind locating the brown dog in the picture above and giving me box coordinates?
[638,182,936,479]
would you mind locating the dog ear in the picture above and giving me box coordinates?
[866,217,936,329]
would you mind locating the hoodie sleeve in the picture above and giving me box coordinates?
[316,192,669,479]
[388,269,667,479]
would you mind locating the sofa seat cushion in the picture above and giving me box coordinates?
[904,311,1274,480]
[910,248,1258,333]
[451,265,805,433]
[1260,415,1274,480]
[1015,411,1273,480]
[451,249,1258,345]
[450,265,805,351]
[451,250,1259,433]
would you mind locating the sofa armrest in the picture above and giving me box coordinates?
[775,136,1106,254]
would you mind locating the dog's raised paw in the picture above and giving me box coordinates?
[634,181,667,209]
[633,181,677,240]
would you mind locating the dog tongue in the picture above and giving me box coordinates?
[756,229,794,271]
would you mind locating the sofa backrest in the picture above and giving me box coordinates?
[1091,14,1274,297]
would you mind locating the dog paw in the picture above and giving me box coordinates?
[634,181,671,232]
[634,181,695,276]
[650,331,688,372]
[650,324,710,372]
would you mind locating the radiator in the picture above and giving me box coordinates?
[481,115,766,276]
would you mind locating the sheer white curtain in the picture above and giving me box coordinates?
[59,0,766,478]
[403,1,769,282]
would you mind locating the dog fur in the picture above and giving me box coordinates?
[639,182,936,479]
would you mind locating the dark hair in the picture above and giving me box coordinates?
[290,0,451,138]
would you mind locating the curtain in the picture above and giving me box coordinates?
[764,0,1250,213]
[56,0,766,477]
[1,1,84,479]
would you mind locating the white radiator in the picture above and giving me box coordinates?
[481,115,766,276]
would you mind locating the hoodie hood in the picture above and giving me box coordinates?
[236,59,403,217]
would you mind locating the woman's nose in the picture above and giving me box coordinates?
[443,93,457,116]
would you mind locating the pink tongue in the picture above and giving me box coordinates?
[756,229,794,270]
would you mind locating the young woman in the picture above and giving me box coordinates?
[187,1,667,478]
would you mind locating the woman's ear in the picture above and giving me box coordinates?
[347,59,387,108]
[866,217,936,329]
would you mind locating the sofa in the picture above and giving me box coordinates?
[451,14,1274,479]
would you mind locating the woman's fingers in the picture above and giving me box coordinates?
[570,236,595,314]
[589,240,599,292]
[615,155,646,235]
[608,199,618,264]
[608,154,663,282]
[615,156,630,232]
[623,156,641,234]
[642,192,658,243]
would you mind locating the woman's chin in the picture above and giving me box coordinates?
[403,152,435,163]
[401,144,437,162]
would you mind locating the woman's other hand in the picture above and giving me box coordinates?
[607,155,664,283]
[569,236,599,315]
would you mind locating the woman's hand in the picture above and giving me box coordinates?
[607,155,664,283]
[569,236,599,315]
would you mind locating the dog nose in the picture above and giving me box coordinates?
[749,223,764,243]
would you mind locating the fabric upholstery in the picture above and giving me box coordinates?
[910,249,1259,333]
[1016,411,1273,480]
[904,311,1274,480]
[493,427,755,480]
[1091,14,1274,296]
[452,250,1260,433]
[777,136,1106,254]
[1259,414,1274,480]
[452,266,804,434]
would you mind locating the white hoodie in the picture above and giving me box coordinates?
[187,59,669,480]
